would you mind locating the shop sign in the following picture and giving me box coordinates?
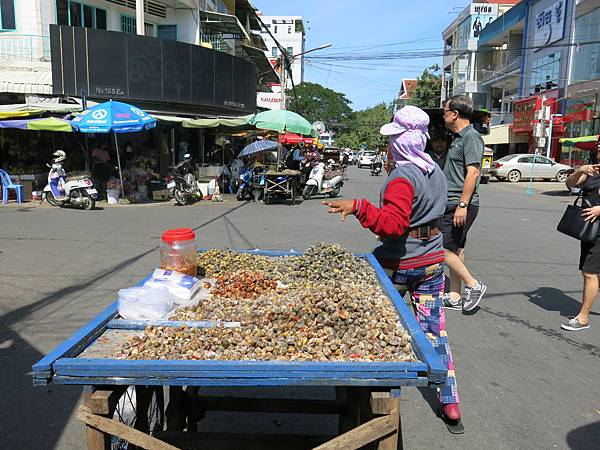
[470,3,499,39]
[512,97,539,133]
[533,0,567,50]
[564,97,595,123]
[257,92,282,110]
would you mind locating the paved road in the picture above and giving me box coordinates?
[1,167,599,449]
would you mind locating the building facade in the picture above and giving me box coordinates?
[256,14,305,90]
[564,0,600,141]
[0,0,277,114]
[442,0,521,109]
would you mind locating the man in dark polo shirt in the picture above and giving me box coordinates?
[441,95,487,312]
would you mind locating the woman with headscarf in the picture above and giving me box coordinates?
[323,106,463,433]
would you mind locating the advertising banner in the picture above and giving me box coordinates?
[257,92,283,110]
[470,3,499,39]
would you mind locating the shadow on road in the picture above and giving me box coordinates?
[540,190,573,197]
[0,201,250,450]
[566,421,600,449]
[524,287,600,318]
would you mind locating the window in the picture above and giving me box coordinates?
[287,47,293,56]
[157,24,177,41]
[68,2,106,30]
[530,53,561,95]
[570,8,600,84]
[95,8,106,30]
[518,156,533,163]
[121,14,136,34]
[274,25,277,33]
[69,1,82,27]
[271,47,278,57]
[0,0,15,30]
[145,22,155,37]
[288,26,291,34]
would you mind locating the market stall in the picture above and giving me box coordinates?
[559,135,600,166]
[32,239,446,450]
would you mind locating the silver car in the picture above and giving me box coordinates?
[489,154,572,183]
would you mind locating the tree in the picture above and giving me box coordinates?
[406,64,442,109]
[335,102,393,150]
[287,82,352,125]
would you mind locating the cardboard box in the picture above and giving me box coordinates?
[152,189,169,201]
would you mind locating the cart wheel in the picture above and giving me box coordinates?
[112,386,164,449]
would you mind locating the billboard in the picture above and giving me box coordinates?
[470,3,499,39]
[50,25,257,113]
[533,0,567,50]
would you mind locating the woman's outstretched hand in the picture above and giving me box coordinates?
[582,206,600,223]
[322,199,355,220]
[579,164,600,176]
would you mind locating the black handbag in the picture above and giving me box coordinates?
[557,193,600,242]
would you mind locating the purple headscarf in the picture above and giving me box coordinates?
[379,105,435,174]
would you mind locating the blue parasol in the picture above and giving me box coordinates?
[239,140,278,157]
[71,100,157,197]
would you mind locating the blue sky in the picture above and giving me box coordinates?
[253,0,469,110]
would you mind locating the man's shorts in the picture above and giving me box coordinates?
[440,204,479,251]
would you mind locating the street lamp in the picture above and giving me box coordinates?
[280,43,332,109]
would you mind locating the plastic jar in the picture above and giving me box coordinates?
[160,228,197,276]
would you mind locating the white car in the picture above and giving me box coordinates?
[358,151,376,168]
[489,154,572,183]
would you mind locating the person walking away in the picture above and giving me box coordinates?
[562,162,600,330]
[441,95,487,312]
[323,105,464,433]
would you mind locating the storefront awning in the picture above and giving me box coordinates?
[199,10,252,42]
[182,115,253,129]
[0,117,73,132]
[240,44,280,84]
[484,124,529,145]
[559,135,599,150]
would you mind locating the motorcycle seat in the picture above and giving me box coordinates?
[66,175,90,182]
[323,171,343,180]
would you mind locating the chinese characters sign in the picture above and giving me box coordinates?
[533,0,567,50]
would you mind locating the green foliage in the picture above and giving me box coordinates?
[335,103,393,150]
[287,82,352,125]
[406,64,442,109]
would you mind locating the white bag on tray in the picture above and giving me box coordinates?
[143,269,201,305]
[117,286,174,321]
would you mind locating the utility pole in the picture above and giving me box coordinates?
[527,96,550,195]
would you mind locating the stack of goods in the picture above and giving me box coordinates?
[118,243,415,363]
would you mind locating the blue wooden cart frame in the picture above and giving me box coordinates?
[32,250,447,388]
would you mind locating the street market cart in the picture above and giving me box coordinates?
[262,170,301,205]
[32,249,447,450]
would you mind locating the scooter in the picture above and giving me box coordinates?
[302,161,344,200]
[42,150,97,210]
[370,160,383,176]
[168,154,203,206]
[236,166,265,201]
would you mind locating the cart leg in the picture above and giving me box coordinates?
[372,390,402,450]
[166,386,186,431]
[83,386,125,450]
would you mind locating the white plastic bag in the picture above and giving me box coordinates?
[143,269,201,306]
[117,286,174,321]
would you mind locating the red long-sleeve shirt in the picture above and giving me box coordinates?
[354,178,414,239]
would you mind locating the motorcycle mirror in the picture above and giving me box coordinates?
[184,153,191,159]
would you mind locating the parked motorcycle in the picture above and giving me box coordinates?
[302,161,344,200]
[42,150,97,210]
[168,154,203,206]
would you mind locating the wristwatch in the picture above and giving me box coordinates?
[458,201,468,208]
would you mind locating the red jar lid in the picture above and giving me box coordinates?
[162,228,195,243]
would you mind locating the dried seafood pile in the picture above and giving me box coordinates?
[119,243,415,362]
[210,270,279,300]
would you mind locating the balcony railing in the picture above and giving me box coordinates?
[479,50,521,84]
[0,34,51,62]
